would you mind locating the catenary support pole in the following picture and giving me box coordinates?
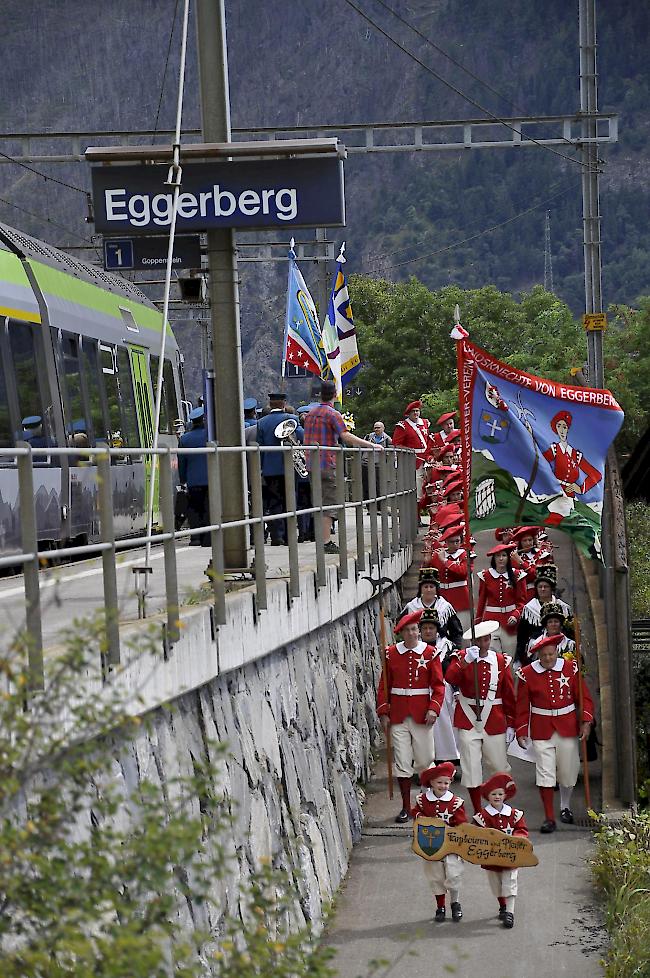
[195,0,248,569]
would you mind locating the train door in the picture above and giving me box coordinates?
[126,345,157,526]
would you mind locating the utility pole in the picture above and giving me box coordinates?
[579,0,604,388]
[195,0,248,569]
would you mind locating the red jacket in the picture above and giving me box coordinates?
[392,418,430,468]
[473,804,528,872]
[515,658,595,740]
[412,789,468,824]
[476,568,527,634]
[444,649,516,734]
[429,547,470,612]
[513,547,551,596]
[542,441,601,497]
[377,641,445,724]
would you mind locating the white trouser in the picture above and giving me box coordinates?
[486,868,518,899]
[532,731,580,788]
[456,726,510,787]
[424,853,464,895]
[434,684,460,761]
[391,715,436,779]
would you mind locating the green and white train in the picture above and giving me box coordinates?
[0,221,188,556]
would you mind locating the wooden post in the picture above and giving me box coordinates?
[573,615,592,811]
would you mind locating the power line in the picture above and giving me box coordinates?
[153,0,181,134]
[382,183,574,271]
[373,0,523,114]
[0,148,88,195]
[0,195,95,244]
[341,0,596,170]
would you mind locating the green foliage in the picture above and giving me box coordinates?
[0,618,335,978]
[350,275,648,455]
[626,501,650,619]
[591,811,650,978]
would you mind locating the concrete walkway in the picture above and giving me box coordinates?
[325,754,607,978]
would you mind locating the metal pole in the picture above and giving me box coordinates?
[283,449,300,598]
[378,448,390,559]
[159,449,180,648]
[207,444,227,625]
[311,450,326,587]
[16,445,43,688]
[351,449,365,572]
[250,449,269,607]
[195,0,248,569]
[336,449,348,579]
[579,0,604,389]
[96,452,120,669]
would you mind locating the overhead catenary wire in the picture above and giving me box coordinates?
[153,0,181,134]
[0,195,95,245]
[143,0,191,584]
[0,148,88,195]
[340,0,598,170]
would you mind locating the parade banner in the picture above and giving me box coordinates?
[412,817,538,868]
[456,337,624,559]
[282,244,326,378]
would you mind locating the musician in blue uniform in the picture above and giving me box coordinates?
[178,406,209,547]
[255,393,303,546]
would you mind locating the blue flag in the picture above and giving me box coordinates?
[327,244,361,388]
[457,338,624,559]
[282,246,325,377]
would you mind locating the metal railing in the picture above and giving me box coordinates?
[2,443,418,686]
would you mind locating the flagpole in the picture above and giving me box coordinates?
[281,238,296,393]
[454,307,482,717]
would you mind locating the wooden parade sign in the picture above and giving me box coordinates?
[412,817,538,868]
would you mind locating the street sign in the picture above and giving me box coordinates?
[92,157,345,234]
[103,235,202,271]
[582,312,608,331]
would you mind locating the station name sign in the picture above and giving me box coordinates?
[91,158,345,233]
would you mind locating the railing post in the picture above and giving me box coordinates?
[397,451,407,549]
[378,448,390,560]
[367,448,379,569]
[207,443,227,625]
[389,449,399,554]
[250,448,268,611]
[16,443,43,689]
[159,449,180,647]
[411,453,419,541]
[351,449,365,572]
[96,451,120,670]
[310,449,326,587]
[336,449,348,579]
[283,448,301,599]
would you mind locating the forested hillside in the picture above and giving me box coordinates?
[0,0,648,401]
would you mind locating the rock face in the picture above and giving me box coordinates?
[112,588,400,930]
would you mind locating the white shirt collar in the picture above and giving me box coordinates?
[396,640,427,656]
[486,803,512,816]
[478,649,498,665]
[488,567,509,578]
[531,657,564,673]
[426,788,453,802]
[449,548,465,558]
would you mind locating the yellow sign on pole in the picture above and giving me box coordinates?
[582,312,608,331]
[412,817,538,867]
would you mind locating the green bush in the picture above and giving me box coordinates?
[591,811,650,978]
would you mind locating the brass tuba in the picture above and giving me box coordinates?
[274,417,308,479]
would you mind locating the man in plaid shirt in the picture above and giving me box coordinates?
[304,381,382,553]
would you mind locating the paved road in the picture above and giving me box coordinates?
[325,754,606,978]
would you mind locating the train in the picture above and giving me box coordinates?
[0,221,189,556]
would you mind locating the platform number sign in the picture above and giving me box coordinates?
[104,238,135,271]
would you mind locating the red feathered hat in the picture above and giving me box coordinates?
[550,410,572,433]
[529,633,564,656]
[441,523,464,542]
[512,526,538,543]
[486,542,516,556]
[421,762,456,786]
[446,428,461,441]
[394,610,421,633]
[481,772,517,801]
[405,400,422,415]
[436,410,457,427]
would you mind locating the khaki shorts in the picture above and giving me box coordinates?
[320,471,338,507]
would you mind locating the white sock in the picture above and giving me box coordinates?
[505,896,515,913]
[559,786,573,811]
[450,889,460,904]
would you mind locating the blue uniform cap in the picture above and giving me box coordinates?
[22,415,42,428]
[189,406,205,421]
[243,397,258,411]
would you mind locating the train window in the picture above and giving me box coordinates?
[8,320,55,452]
[149,356,178,434]
[0,330,13,450]
[116,348,139,449]
[119,306,139,333]
[99,344,124,450]
[60,332,89,444]
[80,339,107,447]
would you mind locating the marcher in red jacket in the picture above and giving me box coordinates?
[472,773,529,929]
[515,633,594,833]
[445,620,516,813]
[377,612,444,824]
[476,545,527,656]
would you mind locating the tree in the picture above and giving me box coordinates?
[349,275,649,456]
[0,616,335,978]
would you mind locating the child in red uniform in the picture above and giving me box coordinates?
[412,761,468,923]
[472,773,528,929]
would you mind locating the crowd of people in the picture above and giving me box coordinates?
[375,397,596,926]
